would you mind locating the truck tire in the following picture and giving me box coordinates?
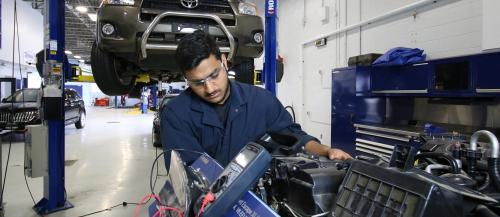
[91,42,135,95]
[232,58,255,85]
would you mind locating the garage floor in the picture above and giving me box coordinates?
[2,107,167,217]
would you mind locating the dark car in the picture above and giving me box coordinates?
[152,94,178,147]
[0,88,86,130]
[91,0,263,95]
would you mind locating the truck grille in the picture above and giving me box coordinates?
[142,0,233,14]
[0,111,37,123]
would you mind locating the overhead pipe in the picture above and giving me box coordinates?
[302,0,447,45]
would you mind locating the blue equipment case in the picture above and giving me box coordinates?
[149,147,279,217]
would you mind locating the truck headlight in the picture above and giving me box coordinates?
[238,2,257,16]
[253,32,263,43]
[102,23,116,35]
[102,0,135,5]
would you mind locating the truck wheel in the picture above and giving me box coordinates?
[232,58,255,85]
[91,42,135,95]
[127,82,149,99]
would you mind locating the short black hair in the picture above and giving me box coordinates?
[176,30,221,74]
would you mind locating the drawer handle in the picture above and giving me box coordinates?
[476,89,500,93]
[372,89,428,94]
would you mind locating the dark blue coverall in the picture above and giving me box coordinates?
[160,80,317,168]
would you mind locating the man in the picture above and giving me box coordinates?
[161,30,350,167]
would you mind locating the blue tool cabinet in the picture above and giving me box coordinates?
[331,51,500,156]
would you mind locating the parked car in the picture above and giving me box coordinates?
[0,88,86,130]
[91,0,263,95]
[152,94,178,147]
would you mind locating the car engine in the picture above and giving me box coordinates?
[255,131,500,217]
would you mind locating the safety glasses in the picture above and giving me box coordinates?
[185,62,224,87]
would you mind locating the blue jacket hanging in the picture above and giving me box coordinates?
[372,47,426,66]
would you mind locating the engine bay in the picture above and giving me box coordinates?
[256,131,500,217]
[159,130,500,217]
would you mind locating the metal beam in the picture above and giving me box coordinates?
[33,0,73,213]
[264,0,277,94]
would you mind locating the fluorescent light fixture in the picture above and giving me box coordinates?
[79,59,85,63]
[74,55,81,59]
[64,50,72,55]
[88,13,97,22]
[76,6,88,13]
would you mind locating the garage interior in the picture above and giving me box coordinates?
[0,0,500,217]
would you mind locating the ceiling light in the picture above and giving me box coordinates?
[74,55,81,59]
[79,59,85,63]
[75,6,88,13]
[64,50,72,55]
[88,13,97,22]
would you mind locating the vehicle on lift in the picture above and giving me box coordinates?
[92,0,264,95]
[0,88,86,130]
[152,94,178,147]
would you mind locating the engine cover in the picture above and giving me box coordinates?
[266,155,346,216]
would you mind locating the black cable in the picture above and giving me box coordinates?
[131,143,162,207]
[125,144,162,207]
[149,149,205,206]
[154,145,159,192]
[284,106,296,123]
[13,1,44,214]
[14,0,37,208]
[12,2,45,216]
[1,0,19,206]
[76,202,126,217]
[75,201,156,217]
[74,149,204,217]
[150,151,165,200]
[1,133,13,207]
[23,133,36,206]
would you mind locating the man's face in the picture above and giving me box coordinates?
[184,54,229,104]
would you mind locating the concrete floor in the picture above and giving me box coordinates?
[1,107,167,217]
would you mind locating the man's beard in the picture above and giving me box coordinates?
[214,78,230,104]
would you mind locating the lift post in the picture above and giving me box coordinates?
[264,0,277,95]
[33,0,73,214]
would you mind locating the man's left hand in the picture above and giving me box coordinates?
[327,148,352,160]
[304,140,352,161]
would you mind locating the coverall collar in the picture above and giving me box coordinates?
[190,80,246,128]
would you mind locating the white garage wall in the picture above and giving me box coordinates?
[276,0,499,146]
[0,1,43,82]
[483,0,500,50]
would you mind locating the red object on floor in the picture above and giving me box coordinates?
[95,98,109,106]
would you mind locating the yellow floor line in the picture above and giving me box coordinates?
[127,108,153,115]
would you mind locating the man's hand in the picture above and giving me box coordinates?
[327,148,352,160]
[304,140,352,160]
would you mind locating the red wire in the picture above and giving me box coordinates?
[152,206,184,217]
[134,194,162,217]
[197,192,215,217]
[198,203,207,217]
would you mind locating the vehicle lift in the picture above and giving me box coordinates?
[28,0,275,215]
[33,0,73,214]
[264,0,277,95]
